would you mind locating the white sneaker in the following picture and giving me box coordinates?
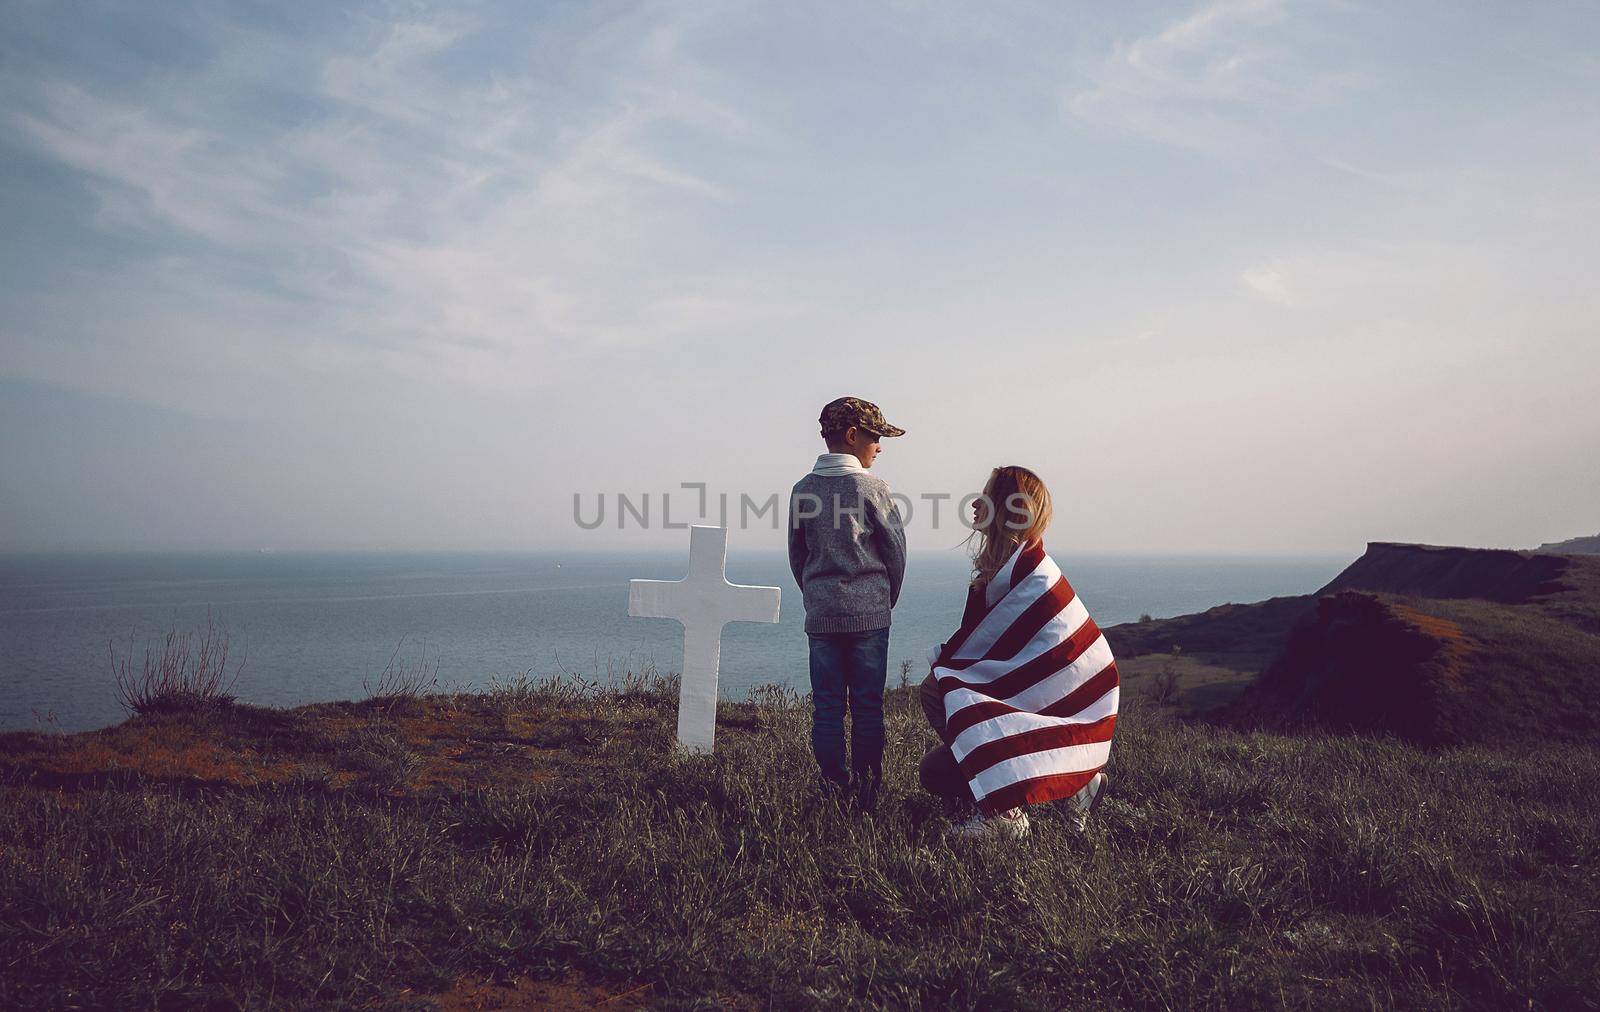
[1070,772,1107,832]
[948,807,1031,841]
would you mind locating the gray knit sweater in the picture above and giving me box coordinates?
[787,468,907,634]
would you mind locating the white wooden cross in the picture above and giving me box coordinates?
[628,525,781,753]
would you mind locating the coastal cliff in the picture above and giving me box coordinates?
[1538,532,1600,554]
[1318,541,1576,603]
[1111,541,1600,746]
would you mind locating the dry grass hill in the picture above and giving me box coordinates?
[1109,541,1600,746]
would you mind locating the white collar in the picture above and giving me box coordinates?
[812,452,866,476]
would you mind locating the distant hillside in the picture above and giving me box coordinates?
[1538,532,1600,555]
[1231,590,1600,747]
[1105,595,1314,673]
[1110,542,1600,745]
[1109,542,1588,671]
[1318,542,1573,603]
[1110,542,1600,658]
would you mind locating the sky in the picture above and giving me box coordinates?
[1,0,1597,557]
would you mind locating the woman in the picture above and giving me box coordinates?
[919,466,1117,840]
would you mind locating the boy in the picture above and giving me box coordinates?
[787,396,908,811]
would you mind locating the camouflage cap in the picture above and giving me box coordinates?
[819,396,906,438]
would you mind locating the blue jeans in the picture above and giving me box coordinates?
[807,627,891,790]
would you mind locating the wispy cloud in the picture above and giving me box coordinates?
[1,4,770,414]
[1065,0,1363,157]
[1240,261,1293,305]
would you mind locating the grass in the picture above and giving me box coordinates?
[2,678,1597,1010]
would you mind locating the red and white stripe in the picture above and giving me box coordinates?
[928,539,1119,814]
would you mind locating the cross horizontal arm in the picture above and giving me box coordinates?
[716,583,781,625]
[629,579,684,621]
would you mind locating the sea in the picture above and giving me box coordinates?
[0,550,1348,733]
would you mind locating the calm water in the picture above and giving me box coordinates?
[0,550,1347,732]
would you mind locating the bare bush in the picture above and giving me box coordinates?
[363,637,440,703]
[111,612,243,715]
[1145,666,1180,706]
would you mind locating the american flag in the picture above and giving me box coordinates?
[928,539,1119,815]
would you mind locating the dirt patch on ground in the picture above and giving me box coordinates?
[390,973,653,1010]
[0,716,305,789]
[0,696,592,797]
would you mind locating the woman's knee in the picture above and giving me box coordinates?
[919,744,962,797]
[918,673,945,731]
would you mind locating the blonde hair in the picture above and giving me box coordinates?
[965,465,1053,588]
